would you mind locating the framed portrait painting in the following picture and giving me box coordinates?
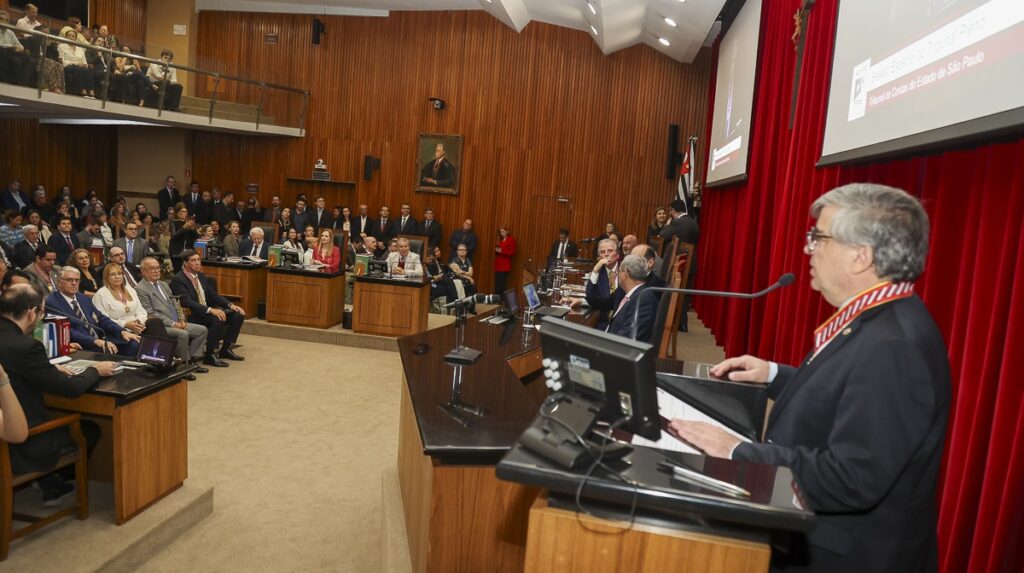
[415,133,462,195]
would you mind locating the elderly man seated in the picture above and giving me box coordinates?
[238,226,268,259]
[385,237,423,278]
[45,266,141,356]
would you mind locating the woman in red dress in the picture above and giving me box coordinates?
[312,228,341,273]
[493,226,516,294]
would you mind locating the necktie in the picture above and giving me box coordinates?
[188,273,207,306]
[65,234,73,250]
[123,266,137,287]
[70,298,97,335]
[399,256,406,270]
[558,242,565,259]
[425,221,430,230]
[126,241,133,261]
[251,243,258,257]
[402,217,407,229]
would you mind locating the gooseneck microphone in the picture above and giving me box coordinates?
[629,273,796,340]
[45,306,112,354]
[443,293,502,308]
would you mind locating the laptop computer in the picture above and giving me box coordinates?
[485,289,521,324]
[137,334,177,369]
[522,282,570,319]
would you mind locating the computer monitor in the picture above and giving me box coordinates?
[136,334,177,368]
[369,259,389,276]
[538,316,660,440]
[281,248,301,266]
[522,282,541,310]
[501,288,519,317]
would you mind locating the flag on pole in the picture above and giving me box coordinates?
[676,136,696,214]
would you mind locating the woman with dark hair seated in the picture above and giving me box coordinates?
[67,248,100,295]
[112,46,146,105]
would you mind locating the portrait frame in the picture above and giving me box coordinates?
[415,133,462,196]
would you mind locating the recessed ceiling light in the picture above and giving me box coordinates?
[664,17,677,27]
[587,2,596,15]
[590,24,598,35]
[658,37,671,46]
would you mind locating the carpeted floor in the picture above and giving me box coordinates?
[138,334,404,573]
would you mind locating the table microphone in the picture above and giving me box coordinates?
[444,293,501,308]
[45,307,112,353]
[629,273,796,340]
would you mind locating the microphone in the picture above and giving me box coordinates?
[629,273,796,340]
[444,293,502,308]
[45,307,112,353]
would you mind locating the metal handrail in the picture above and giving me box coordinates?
[0,21,309,129]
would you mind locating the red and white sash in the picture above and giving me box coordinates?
[813,281,914,353]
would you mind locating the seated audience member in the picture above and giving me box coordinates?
[386,237,423,278]
[96,212,115,249]
[208,219,223,239]
[46,266,141,356]
[448,219,478,261]
[112,46,146,105]
[92,263,147,336]
[0,210,24,247]
[582,238,622,330]
[448,243,477,302]
[238,226,269,259]
[603,254,657,342]
[423,249,453,301]
[647,207,669,244]
[67,248,100,295]
[362,236,381,259]
[418,208,442,248]
[546,228,578,270]
[0,10,32,87]
[493,226,516,294]
[631,244,666,288]
[136,257,209,375]
[311,229,340,273]
[108,202,128,236]
[222,220,242,257]
[23,187,54,221]
[2,180,27,215]
[593,221,618,258]
[171,250,245,366]
[1,282,116,505]
[57,28,94,98]
[25,211,52,243]
[620,234,638,256]
[75,218,103,251]
[1,268,33,290]
[0,256,7,287]
[48,215,80,263]
[23,244,59,293]
[345,236,362,268]
[387,238,399,256]
[86,35,112,99]
[13,223,44,268]
[107,245,141,287]
[22,24,65,93]
[282,227,304,253]
[0,362,29,444]
[144,49,183,110]
[113,220,149,266]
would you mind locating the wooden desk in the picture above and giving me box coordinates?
[352,275,429,337]
[200,260,267,318]
[265,267,346,328]
[45,353,193,525]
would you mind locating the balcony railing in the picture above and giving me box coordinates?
[0,22,308,132]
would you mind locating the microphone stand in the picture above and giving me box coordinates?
[630,273,796,339]
[46,307,113,354]
[436,364,485,427]
[443,301,483,365]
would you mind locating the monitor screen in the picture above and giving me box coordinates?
[502,288,519,315]
[137,335,176,367]
[522,282,541,310]
[538,317,660,440]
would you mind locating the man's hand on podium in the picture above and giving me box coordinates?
[669,420,742,459]
[710,355,770,383]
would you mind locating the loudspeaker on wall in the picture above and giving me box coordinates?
[363,155,381,181]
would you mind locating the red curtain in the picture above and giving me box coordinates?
[694,1,1024,571]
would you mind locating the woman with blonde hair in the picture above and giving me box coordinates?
[92,263,147,334]
[311,228,341,273]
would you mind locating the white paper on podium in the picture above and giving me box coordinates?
[631,388,753,454]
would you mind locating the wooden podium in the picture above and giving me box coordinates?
[524,495,770,573]
[352,275,429,336]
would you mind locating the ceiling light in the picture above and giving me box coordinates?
[590,24,598,35]
[664,17,677,27]
[658,37,671,46]
[587,2,596,15]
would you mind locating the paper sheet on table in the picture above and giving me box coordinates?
[631,387,753,454]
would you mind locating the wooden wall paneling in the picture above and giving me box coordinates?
[191,10,711,294]
[91,0,147,52]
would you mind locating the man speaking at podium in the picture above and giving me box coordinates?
[672,184,950,573]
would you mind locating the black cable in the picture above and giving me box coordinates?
[572,416,640,534]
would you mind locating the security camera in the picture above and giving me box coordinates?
[428,97,446,110]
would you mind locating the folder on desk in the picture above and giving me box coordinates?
[655,368,768,442]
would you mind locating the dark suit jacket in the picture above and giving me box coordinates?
[47,232,80,265]
[585,265,620,330]
[169,221,197,256]
[183,192,202,215]
[419,157,455,188]
[351,216,373,239]
[606,284,657,342]
[396,216,419,236]
[310,209,333,232]
[370,217,397,244]
[291,209,311,233]
[448,229,478,260]
[1,190,29,213]
[13,239,43,268]
[171,270,232,315]
[194,200,214,225]
[659,214,700,271]
[157,187,180,219]
[212,203,232,227]
[733,296,949,572]
[45,291,127,349]
[0,317,100,474]
[238,238,269,259]
[546,240,580,268]
[418,219,442,248]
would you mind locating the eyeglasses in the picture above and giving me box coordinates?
[805,227,834,253]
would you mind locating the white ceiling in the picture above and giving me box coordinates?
[195,0,726,63]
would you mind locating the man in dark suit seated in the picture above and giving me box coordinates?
[672,184,950,573]
[604,255,657,342]
[418,208,442,248]
[12,223,44,268]
[546,227,579,270]
[171,249,246,366]
[582,238,622,330]
[1,179,28,214]
[107,246,142,288]
[238,227,269,259]
[47,267,142,356]
[47,215,80,265]
[631,244,666,289]
[0,282,117,505]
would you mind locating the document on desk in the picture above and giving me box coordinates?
[631,388,752,454]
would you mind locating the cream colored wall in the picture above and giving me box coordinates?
[145,0,198,92]
[117,127,193,217]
